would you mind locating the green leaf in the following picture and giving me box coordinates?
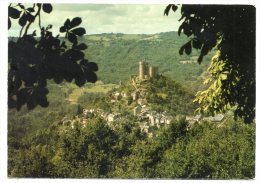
[192,38,202,49]
[42,4,53,13]
[71,28,86,36]
[25,13,35,23]
[70,17,82,28]
[76,43,88,50]
[18,13,27,27]
[18,4,25,9]
[184,40,192,55]
[164,4,172,16]
[9,7,21,19]
[8,18,11,29]
[27,7,35,13]
[86,62,98,72]
[68,32,77,44]
[180,40,192,55]
[59,26,66,33]
[217,78,222,87]
[179,45,185,55]
[213,80,218,89]
[220,73,227,80]
[203,78,211,85]
[198,55,203,64]
[172,5,178,12]
[64,18,71,28]
[178,23,184,36]
[75,76,86,87]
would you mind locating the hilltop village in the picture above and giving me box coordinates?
[61,61,228,137]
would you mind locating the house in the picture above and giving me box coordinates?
[165,116,173,125]
[83,109,96,118]
[114,92,122,100]
[202,116,213,122]
[137,98,147,106]
[141,105,151,113]
[186,114,202,123]
[155,113,162,124]
[212,114,225,122]
[133,106,142,116]
[62,116,70,125]
[121,92,128,98]
[148,114,155,126]
[194,114,202,121]
[82,119,87,128]
[148,133,154,138]
[107,113,119,122]
[139,114,149,121]
[156,123,161,128]
[160,116,166,124]
[140,123,149,133]
[71,120,76,129]
[83,108,95,117]
[179,60,197,64]
[202,114,224,122]
[140,111,148,117]
[139,90,147,98]
[100,112,108,119]
[160,115,173,125]
[131,91,139,101]
[155,117,160,124]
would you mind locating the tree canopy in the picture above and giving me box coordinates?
[165,5,255,123]
[8,3,98,110]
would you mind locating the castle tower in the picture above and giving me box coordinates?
[149,66,158,78]
[139,62,144,80]
[139,61,148,80]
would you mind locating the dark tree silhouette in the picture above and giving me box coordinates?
[165,5,255,123]
[8,3,98,110]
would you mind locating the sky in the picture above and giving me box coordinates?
[8,4,181,36]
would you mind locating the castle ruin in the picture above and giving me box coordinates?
[139,61,158,80]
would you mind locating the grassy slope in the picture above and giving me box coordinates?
[64,82,117,104]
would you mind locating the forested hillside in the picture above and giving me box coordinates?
[83,32,211,91]
[8,76,255,179]
[7,32,255,179]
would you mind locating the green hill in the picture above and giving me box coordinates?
[9,31,211,92]
[77,75,196,117]
[82,31,212,91]
[7,32,255,179]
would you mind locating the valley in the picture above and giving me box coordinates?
[7,31,255,179]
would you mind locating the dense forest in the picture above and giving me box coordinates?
[8,102,255,178]
[8,71,255,179]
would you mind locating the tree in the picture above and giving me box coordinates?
[8,3,98,110]
[165,5,255,123]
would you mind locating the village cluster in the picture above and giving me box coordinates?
[61,61,228,137]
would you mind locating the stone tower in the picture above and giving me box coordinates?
[139,61,148,80]
[149,66,158,78]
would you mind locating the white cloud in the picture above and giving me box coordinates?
[8,4,181,36]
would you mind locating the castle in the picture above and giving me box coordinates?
[138,61,158,80]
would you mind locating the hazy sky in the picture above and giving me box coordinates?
[8,4,181,36]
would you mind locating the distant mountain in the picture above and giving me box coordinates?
[81,31,212,91]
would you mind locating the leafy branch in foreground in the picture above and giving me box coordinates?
[165,5,255,123]
[8,3,98,110]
